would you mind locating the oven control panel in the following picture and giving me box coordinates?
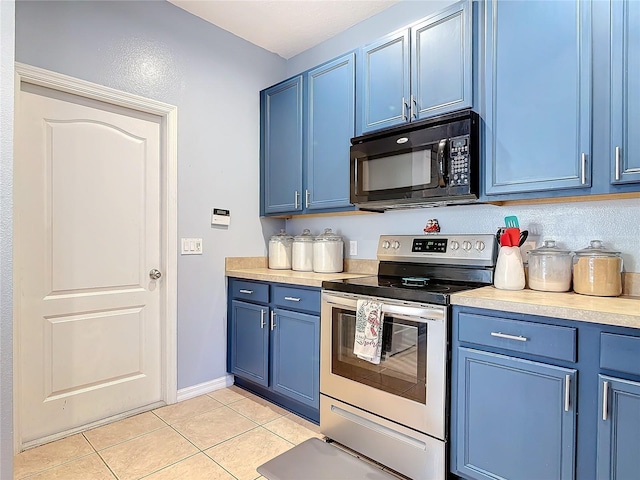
[377,234,497,267]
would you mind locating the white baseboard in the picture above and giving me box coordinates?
[176,375,234,402]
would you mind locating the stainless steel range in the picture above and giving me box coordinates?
[320,234,497,480]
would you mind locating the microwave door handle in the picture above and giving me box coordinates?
[437,139,447,187]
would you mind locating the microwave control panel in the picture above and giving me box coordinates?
[449,135,470,187]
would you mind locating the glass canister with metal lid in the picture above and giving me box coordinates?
[313,228,344,273]
[572,240,623,297]
[292,229,314,272]
[527,240,573,292]
[268,229,293,270]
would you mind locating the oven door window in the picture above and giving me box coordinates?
[331,307,427,404]
[356,144,440,196]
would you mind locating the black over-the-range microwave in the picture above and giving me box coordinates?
[350,109,480,211]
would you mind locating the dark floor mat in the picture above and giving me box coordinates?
[257,438,399,480]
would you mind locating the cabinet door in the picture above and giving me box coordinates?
[455,348,576,480]
[261,76,303,214]
[357,30,410,134]
[484,0,592,195]
[411,0,472,120]
[611,0,640,184]
[306,54,355,211]
[230,300,269,387]
[597,375,640,479]
[270,309,319,409]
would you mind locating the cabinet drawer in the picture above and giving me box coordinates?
[273,285,320,313]
[230,279,269,304]
[458,313,576,363]
[600,333,640,376]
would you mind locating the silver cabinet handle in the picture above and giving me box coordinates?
[294,190,300,209]
[239,289,253,295]
[402,97,408,121]
[564,375,570,412]
[410,94,417,119]
[602,381,609,421]
[149,269,162,280]
[284,296,301,302]
[270,310,276,331]
[581,153,587,185]
[615,146,621,181]
[260,309,266,329]
[490,332,528,342]
[305,189,310,208]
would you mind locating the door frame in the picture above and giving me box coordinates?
[13,62,178,452]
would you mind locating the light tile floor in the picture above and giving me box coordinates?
[14,386,324,480]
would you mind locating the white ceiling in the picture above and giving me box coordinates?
[168,0,400,59]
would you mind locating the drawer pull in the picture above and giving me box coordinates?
[602,381,609,421]
[564,375,570,412]
[284,296,301,302]
[239,289,254,295]
[490,332,528,342]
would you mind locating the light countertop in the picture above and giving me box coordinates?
[225,257,376,288]
[452,286,640,329]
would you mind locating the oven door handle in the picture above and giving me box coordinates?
[322,293,445,323]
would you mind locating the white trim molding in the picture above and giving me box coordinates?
[13,62,178,451]
[177,375,234,402]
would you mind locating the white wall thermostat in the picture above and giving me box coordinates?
[212,208,230,226]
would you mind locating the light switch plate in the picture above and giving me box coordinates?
[181,238,203,255]
[349,241,358,256]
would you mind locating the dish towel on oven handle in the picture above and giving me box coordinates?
[353,299,385,364]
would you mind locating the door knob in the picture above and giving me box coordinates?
[149,269,162,280]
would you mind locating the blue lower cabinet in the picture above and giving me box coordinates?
[230,300,269,387]
[271,309,320,409]
[228,279,320,422]
[455,347,576,480]
[597,375,640,479]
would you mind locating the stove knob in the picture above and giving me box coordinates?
[382,240,391,249]
[475,241,486,251]
[462,241,472,251]
[450,240,460,250]
[392,240,401,250]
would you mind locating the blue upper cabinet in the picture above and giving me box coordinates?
[306,54,355,211]
[484,0,592,196]
[411,1,472,120]
[358,0,472,135]
[358,30,410,133]
[261,76,304,215]
[261,54,355,216]
[611,0,640,184]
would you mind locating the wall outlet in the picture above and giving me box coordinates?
[349,240,358,256]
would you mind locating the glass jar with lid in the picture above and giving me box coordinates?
[292,229,314,272]
[268,229,293,270]
[572,240,623,296]
[313,228,344,273]
[527,240,573,292]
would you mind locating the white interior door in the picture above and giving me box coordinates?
[15,81,165,445]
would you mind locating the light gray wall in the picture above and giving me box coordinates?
[0,0,15,474]
[15,0,286,390]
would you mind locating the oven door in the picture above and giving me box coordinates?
[320,291,447,440]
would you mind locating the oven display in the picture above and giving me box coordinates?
[412,238,448,253]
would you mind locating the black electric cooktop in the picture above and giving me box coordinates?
[322,274,483,305]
